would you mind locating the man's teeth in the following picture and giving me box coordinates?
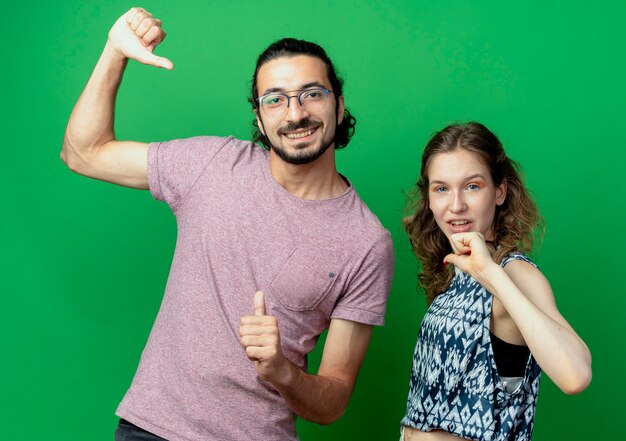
[285,129,314,139]
[451,220,469,226]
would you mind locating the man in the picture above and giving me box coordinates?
[62,7,394,441]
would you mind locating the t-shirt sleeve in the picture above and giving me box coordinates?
[331,231,395,326]
[148,136,232,210]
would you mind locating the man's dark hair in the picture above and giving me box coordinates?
[248,38,356,150]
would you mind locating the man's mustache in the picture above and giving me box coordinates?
[277,118,320,135]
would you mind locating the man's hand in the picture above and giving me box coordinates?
[241,293,373,424]
[107,7,173,69]
[239,291,290,384]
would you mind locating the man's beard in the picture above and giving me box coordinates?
[269,118,335,165]
[271,137,334,165]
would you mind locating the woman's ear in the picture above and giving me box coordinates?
[496,179,507,206]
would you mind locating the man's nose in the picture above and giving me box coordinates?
[285,96,309,122]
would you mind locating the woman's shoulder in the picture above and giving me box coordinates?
[501,252,552,299]
[500,251,538,269]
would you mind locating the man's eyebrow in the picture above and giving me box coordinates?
[260,82,327,96]
[301,81,326,89]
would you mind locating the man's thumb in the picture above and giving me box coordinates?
[136,50,174,70]
[254,291,265,316]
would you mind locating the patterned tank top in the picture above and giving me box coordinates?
[401,253,541,441]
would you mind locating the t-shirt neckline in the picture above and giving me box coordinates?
[262,153,354,204]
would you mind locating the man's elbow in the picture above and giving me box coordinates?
[60,147,72,169]
[310,408,346,426]
[60,135,94,175]
[61,147,83,174]
[61,125,97,173]
[307,389,351,425]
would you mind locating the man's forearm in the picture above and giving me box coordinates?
[240,300,369,425]
[272,360,352,425]
[62,43,127,168]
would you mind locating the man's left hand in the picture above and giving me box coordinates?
[239,291,291,384]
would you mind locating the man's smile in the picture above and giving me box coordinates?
[283,127,318,139]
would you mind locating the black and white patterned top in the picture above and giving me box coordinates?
[401,253,541,441]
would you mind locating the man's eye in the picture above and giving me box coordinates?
[263,95,285,106]
[303,89,324,100]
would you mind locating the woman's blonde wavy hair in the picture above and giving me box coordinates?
[404,122,544,304]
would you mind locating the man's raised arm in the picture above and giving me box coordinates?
[61,7,173,189]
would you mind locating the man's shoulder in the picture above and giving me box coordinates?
[150,135,268,167]
[346,189,391,241]
[326,192,393,269]
[151,135,259,150]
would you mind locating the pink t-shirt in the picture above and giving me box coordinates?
[116,136,394,440]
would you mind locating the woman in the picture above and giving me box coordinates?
[400,122,591,440]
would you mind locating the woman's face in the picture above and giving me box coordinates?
[427,148,507,241]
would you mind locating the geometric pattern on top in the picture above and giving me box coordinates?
[401,253,541,441]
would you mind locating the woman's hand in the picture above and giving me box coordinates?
[443,232,498,283]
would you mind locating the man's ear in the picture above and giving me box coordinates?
[255,109,266,136]
[337,95,345,125]
[496,179,507,206]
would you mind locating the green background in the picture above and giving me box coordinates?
[2,0,624,439]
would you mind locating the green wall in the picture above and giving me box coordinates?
[2,1,624,439]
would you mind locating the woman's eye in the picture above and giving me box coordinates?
[434,186,447,193]
[467,184,480,190]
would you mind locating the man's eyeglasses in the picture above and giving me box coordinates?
[258,88,333,117]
